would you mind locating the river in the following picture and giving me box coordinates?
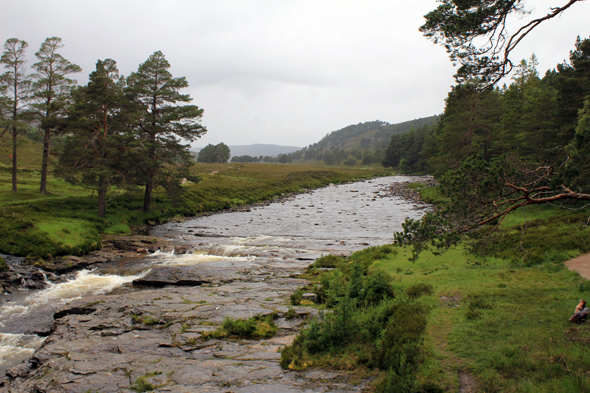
[0,176,428,392]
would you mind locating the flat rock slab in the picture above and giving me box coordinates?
[133,266,215,287]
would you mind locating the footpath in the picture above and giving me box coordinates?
[564,252,590,280]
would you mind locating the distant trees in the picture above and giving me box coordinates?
[381,125,434,173]
[197,143,230,163]
[231,155,258,163]
[278,153,292,164]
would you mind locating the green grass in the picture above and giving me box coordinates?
[475,205,590,266]
[418,185,449,206]
[406,182,427,189]
[130,371,162,392]
[0,132,57,171]
[288,242,590,392]
[369,245,590,392]
[36,218,98,247]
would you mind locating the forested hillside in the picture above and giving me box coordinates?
[288,116,438,165]
[388,36,590,262]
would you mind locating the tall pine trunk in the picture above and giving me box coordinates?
[143,173,153,213]
[40,137,50,194]
[142,135,156,213]
[12,128,17,192]
[98,176,107,217]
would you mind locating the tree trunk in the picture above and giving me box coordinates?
[143,140,156,213]
[98,176,107,217]
[40,136,50,194]
[12,129,17,193]
[143,173,153,213]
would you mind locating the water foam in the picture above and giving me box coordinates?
[0,333,45,364]
[147,250,255,266]
[0,269,149,320]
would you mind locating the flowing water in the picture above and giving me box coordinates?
[0,176,429,389]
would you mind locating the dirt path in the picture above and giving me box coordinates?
[564,252,590,279]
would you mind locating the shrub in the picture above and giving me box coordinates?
[309,254,345,269]
[290,289,303,305]
[204,314,278,340]
[405,283,433,299]
[362,270,395,305]
[284,308,298,319]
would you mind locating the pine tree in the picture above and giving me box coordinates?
[126,51,206,212]
[30,37,82,194]
[0,38,32,192]
[57,59,128,217]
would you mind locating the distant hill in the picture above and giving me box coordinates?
[306,116,438,152]
[290,116,439,164]
[192,143,302,159]
[0,133,54,171]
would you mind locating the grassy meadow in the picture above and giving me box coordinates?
[0,134,392,258]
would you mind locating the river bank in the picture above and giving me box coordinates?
[0,175,431,392]
[0,176,437,294]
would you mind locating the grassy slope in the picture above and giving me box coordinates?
[373,244,590,392]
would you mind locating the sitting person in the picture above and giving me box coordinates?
[570,299,589,323]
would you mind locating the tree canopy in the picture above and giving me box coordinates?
[56,59,128,217]
[393,35,590,261]
[420,0,586,85]
[126,51,206,212]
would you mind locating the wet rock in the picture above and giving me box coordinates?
[132,267,213,287]
[25,326,52,337]
[54,305,97,320]
[175,246,188,255]
[193,232,227,238]
[5,363,31,379]
[302,293,318,303]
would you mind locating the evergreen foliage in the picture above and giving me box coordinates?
[30,37,81,195]
[56,59,128,217]
[0,38,32,193]
[125,51,206,212]
[286,117,438,165]
[394,36,590,259]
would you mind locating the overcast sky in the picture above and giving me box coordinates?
[2,1,589,148]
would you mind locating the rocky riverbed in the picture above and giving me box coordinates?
[0,176,433,392]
